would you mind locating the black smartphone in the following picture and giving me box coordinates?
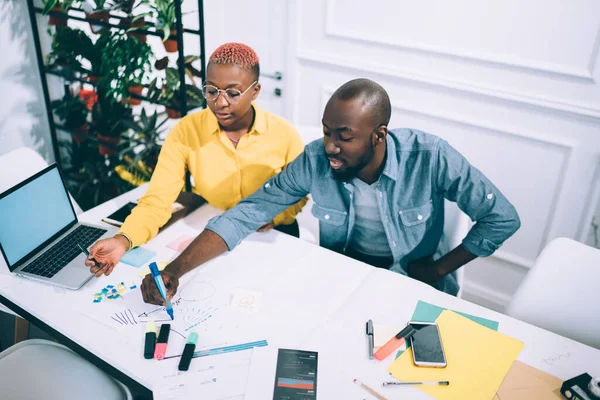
[102,202,138,227]
[409,321,447,367]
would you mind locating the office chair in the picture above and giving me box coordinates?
[506,237,600,349]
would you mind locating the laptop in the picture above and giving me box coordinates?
[0,163,116,289]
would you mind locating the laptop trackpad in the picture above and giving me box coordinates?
[53,253,95,290]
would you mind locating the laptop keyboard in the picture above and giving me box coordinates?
[21,225,107,279]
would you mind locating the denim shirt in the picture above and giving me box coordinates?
[206,128,521,295]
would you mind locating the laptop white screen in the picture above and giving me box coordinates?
[0,166,76,267]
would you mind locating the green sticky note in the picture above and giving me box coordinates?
[395,300,500,359]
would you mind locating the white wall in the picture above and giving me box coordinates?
[202,0,600,311]
[0,0,53,162]
[281,0,600,311]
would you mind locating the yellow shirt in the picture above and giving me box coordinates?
[120,104,307,247]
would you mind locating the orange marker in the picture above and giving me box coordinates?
[374,325,416,361]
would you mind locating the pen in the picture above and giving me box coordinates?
[383,381,450,386]
[148,262,174,320]
[366,320,374,359]
[354,379,387,400]
[374,325,416,361]
[77,242,100,267]
[178,332,199,371]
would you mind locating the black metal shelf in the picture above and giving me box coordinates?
[28,0,206,167]
[45,66,187,112]
[33,6,203,38]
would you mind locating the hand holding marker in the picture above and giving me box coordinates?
[148,262,174,320]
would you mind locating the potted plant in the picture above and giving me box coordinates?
[147,58,204,118]
[51,96,90,143]
[81,0,110,34]
[116,109,167,185]
[141,0,177,52]
[46,26,105,84]
[91,87,132,156]
[46,26,88,70]
[60,143,133,210]
[42,0,78,26]
[100,0,148,42]
[99,31,153,105]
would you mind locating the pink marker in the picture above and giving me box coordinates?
[154,324,171,360]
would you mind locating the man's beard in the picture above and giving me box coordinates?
[330,142,375,181]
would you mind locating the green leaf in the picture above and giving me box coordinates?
[184,55,200,64]
[42,0,59,15]
[162,26,170,42]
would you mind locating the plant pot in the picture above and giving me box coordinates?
[86,11,110,33]
[162,30,178,53]
[84,75,100,84]
[97,134,120,156]
[126,85,143,105]
[79,89,98,111]
[71,122,89,144]
[166,107,181,119]
[48,6,67,26]
[121,17,147,43]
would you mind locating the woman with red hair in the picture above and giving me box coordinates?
[85,43,307,276]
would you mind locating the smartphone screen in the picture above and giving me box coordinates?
[410,322,446,366]
[105,202,137,224]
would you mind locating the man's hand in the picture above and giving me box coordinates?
[257,221,275,232]
[140,270,180,305]
[84,235,129,277]
[407,255,441,286]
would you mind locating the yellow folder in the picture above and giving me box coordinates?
[387,310,524,400]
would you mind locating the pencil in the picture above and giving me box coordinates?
[354,378,387,400]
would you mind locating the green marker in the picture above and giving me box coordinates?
[178,332,199,371]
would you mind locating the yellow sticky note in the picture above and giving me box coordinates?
[387,310,524,400]
[136,261,168,278]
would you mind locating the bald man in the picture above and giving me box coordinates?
[141,79,520,303]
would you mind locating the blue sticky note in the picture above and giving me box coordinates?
[120,246,156,267]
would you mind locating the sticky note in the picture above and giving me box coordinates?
[136,261,168,278]
[120,247,156,267]
[388,310,524,400]
[167,234,195,252]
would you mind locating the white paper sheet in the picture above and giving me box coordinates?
[243,346,279,400]
[153,349,253,400]
[230,289,263,313]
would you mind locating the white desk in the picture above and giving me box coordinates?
[1,186,599,399]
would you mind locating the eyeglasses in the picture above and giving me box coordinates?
[201,81,258,104]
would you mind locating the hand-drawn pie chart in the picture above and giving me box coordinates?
[179,281,216,302]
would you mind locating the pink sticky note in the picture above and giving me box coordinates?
[167,234,195,252]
